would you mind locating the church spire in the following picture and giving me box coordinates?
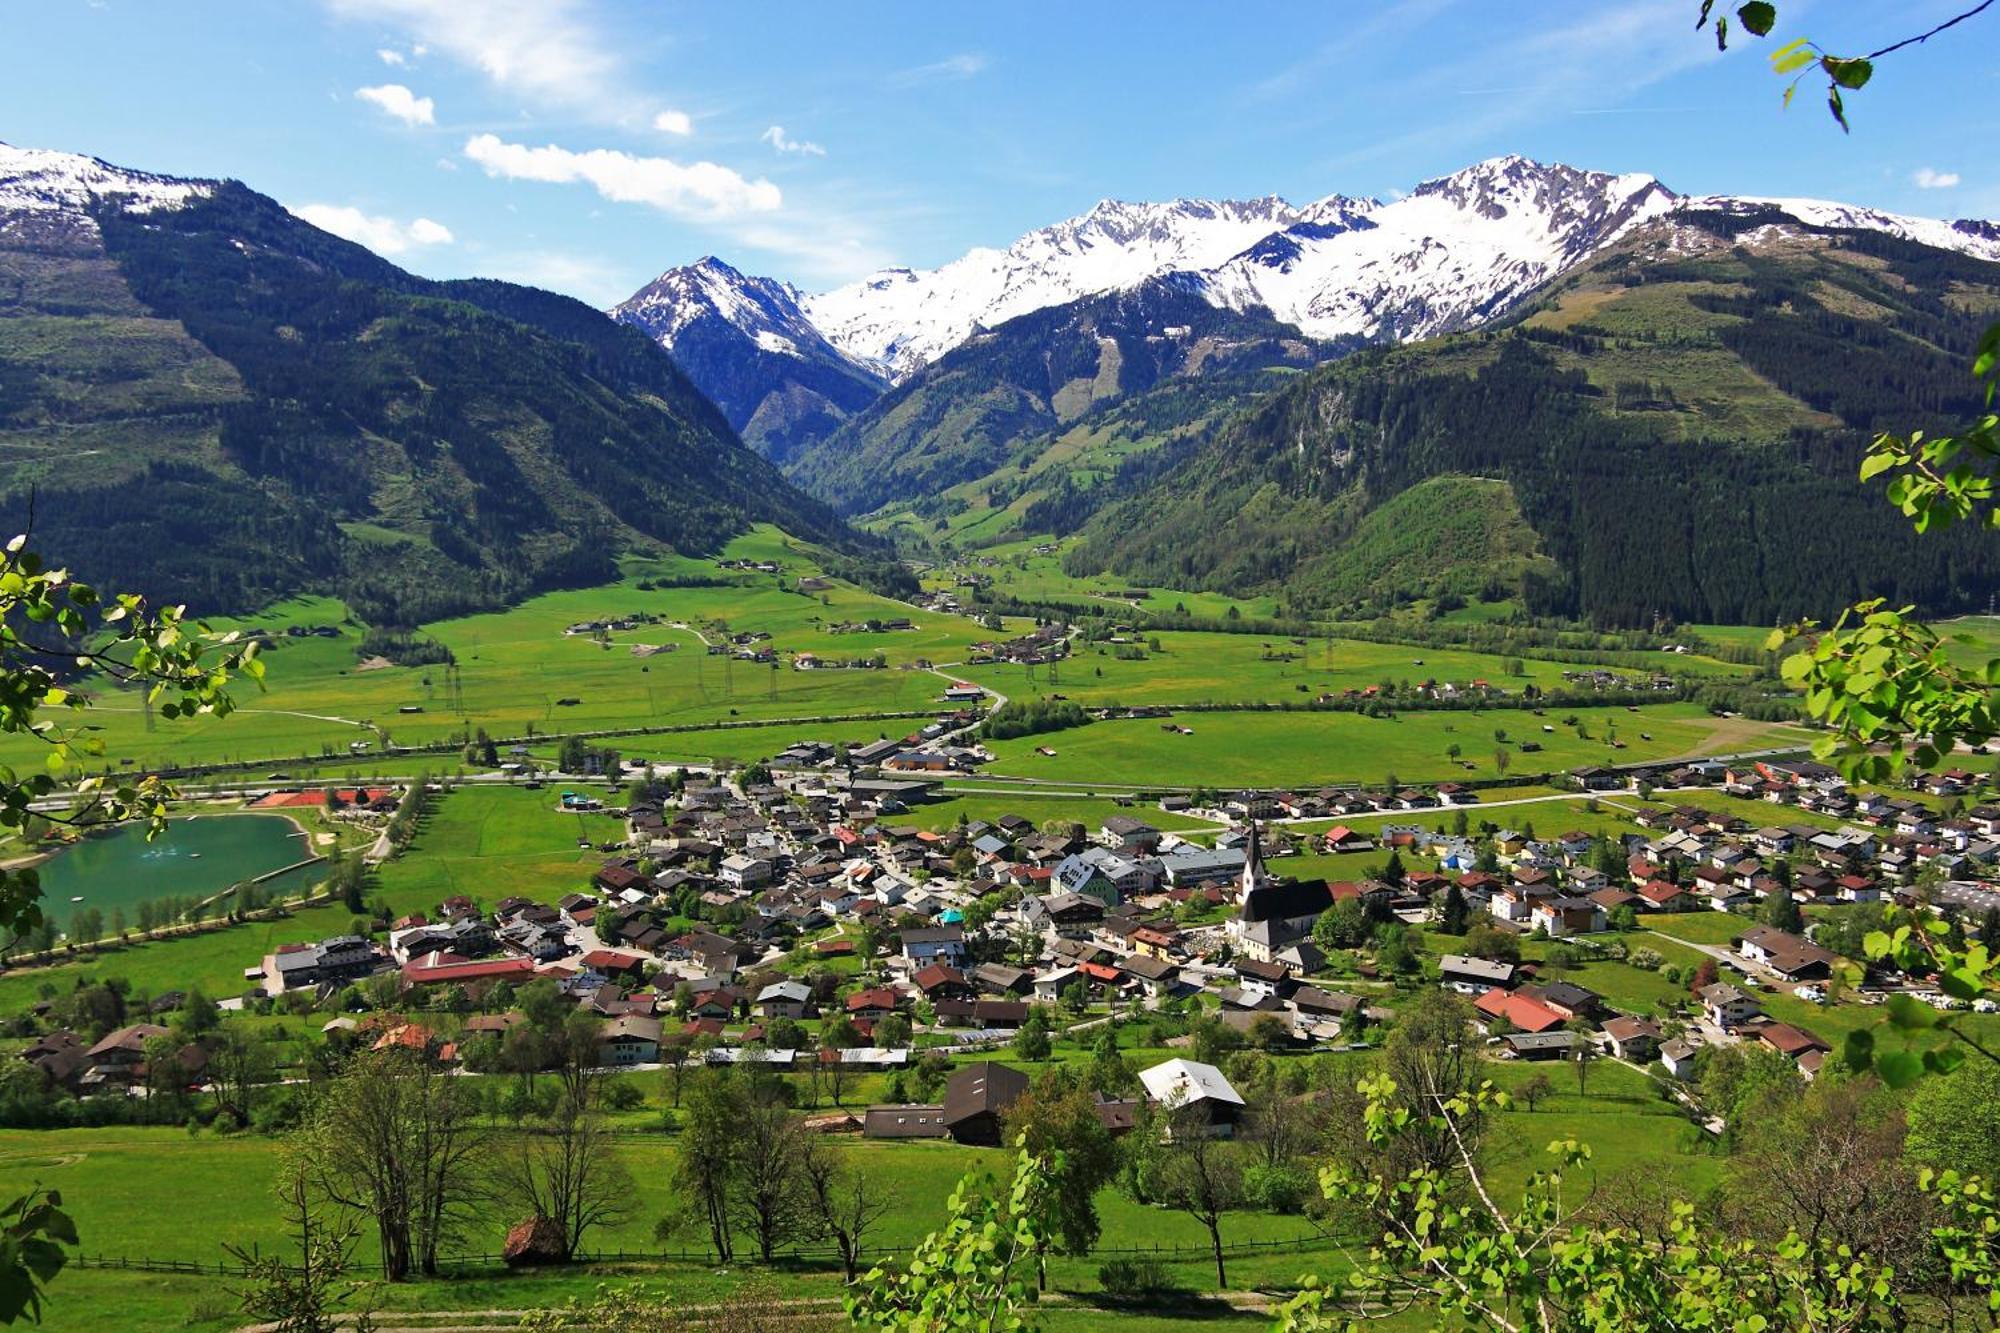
[1239,819,1265,905]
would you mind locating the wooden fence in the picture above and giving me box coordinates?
[69,1228,1346,1278]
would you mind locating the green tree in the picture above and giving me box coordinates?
[1002,1074,1121,1286]
[1378,850,1406,888]
[225,1152,364,1333]
[1763,884,1805,933]
[847,1150,1049,1332]
[1140,1103,1244,1289]
[1907,1058,2000,1186]
[1275,1073,1911,1333]
[674,1069,742,1261]
[1314,898,1371,952]
[1437,883,1471,935]
[1012,1012,1052,1063]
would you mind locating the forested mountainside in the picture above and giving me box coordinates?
[783,279,1334,517]
[1067,206,2000,626]
[0,150,859,625]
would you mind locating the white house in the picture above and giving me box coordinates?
[1139,1058,1245,1135]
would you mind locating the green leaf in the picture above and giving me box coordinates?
[1824,55,1873,89]
[1924,1046,1968,1077]
[1859,451,1900,481]
[1885,993,1939,1031]
[1875,1049,1924,1089]
[1736,2,1776,35]
[1939,969,1982,1001]
[1770,37,1814,73]
[1842,1028,1874,1072]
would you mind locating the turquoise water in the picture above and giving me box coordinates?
[37,815,319,918]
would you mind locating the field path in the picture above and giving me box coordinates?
[84,704,373,729]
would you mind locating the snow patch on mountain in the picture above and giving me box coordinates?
[624,155,2000,393]
[1677,194,2000,265]
[610,255,883,386]
[803,195,1327,378]
[0,142,212,218]
[1194,156,1677,343]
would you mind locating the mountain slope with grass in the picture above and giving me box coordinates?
[0,142,859,625]
[784,279,1333,517]
[1067,205,2000,625]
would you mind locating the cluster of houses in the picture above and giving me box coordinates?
[964,623,1071,667]
[17,1019,211,1097]
[860,1056,1242,1143]
[1435,915,1844,1081]
[27,712,1993,1132]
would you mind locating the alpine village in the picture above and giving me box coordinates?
[5,4,2000,1331]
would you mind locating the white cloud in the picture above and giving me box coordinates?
[376,47,405,66]
[891,52,986,85]
[463,133,781,219]
[760,125,825,157]
[1914,167,1962,189]
[326,0,623,114]
[653,109,694,136]
[355,83,436,126]
[291,204,454,255]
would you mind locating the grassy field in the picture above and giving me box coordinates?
[956,630,1712,711]
[1646,911,1759,948]
[1,1040,1733,1333]
[982,703,1813,788]
[5,528,1009,776]
[891,792,1219,835]
[923,538,1286,623]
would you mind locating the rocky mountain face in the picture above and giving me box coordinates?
[1190,157,1679,342]
[0,142,859,622]
[609,257,884,464]
[630,157,2000,392]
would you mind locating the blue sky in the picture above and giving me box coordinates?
[3,0,1994,305]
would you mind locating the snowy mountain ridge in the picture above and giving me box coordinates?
[0,141,213,224]
[610,255,829,359]
[620,154,2000,386]
[800,194,1330,378]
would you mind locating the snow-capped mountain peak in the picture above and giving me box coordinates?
[0,141,212,219]
[1194,156,1678,343]
[802,193,1316,378]
[626,154,2000,395]
[611,254,827,358]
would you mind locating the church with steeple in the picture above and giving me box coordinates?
[1237,819,1271,906]
[1229,819,1335,963]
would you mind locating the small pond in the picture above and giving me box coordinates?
[36,814,320,922]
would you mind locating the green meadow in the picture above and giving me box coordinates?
[0,1046,1726,1333]
[9,527,1003,776]
[982,702,1814,788]
[955,627,1711,709]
